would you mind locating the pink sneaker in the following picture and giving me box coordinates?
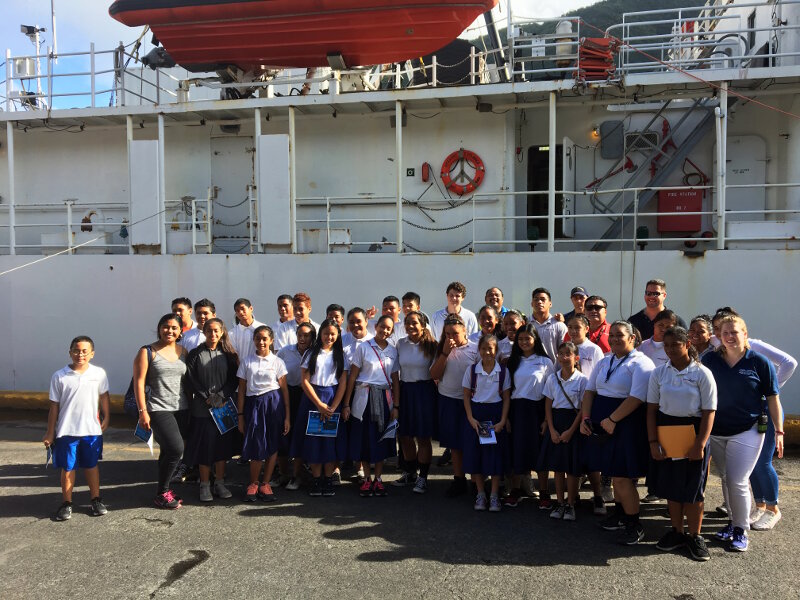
[154,490,181,509]
[372,479,387,497]
[243,482,258,502]
[257,483,275,502]
[359,479,373,497]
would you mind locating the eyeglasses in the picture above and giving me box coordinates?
[645,291,663,297]
[585,305,605,311]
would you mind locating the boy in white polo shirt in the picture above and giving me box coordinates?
[43,336,111,521]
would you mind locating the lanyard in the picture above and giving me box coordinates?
[605,352,632,382]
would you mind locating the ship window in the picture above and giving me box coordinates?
[747,11,756,52]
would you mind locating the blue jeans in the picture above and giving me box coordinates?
[749,418,779,505]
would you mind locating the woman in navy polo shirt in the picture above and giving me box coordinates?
[702,315,783,552]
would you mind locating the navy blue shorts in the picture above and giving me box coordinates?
[53,435,103,471]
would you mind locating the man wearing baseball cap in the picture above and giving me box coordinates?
[562,286,589,323]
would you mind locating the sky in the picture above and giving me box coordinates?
[1,1,601,57]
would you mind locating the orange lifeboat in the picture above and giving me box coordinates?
[109,0,498,71]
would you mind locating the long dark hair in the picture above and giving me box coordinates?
[307,318,345,380]
[295,321,317,355]
[435,313,465,357]
[664,326,698,362]
[203,318,238,357]
[404,310,437,359]
[506,323,548,389]
[157,313,182,344]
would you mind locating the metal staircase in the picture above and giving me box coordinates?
[591,96,736,251]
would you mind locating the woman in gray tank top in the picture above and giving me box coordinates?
[133,313,188,509]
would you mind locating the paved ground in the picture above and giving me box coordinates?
[1,412,799,599]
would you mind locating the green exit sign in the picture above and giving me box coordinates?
[406,168,415,177]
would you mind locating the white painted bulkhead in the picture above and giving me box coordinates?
[0,250,796,414]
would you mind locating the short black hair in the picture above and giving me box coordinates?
[531,287,551,301]
[326,303,345,315]
[70,335,94,351]
[277,294,292,303]
[194,298,216,312]
[402,291,420,305]
[382,295,400,305]
[171,297,192,309]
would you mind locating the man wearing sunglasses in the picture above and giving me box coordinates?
[583,296,611,353]
[628,279,685,340]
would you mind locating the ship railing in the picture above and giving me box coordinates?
[117,47,181,106]
[468,183,800,252]
[506,16,585,80]
[609,0,800,75]
[3,44,179,111]
[0,197,212,255]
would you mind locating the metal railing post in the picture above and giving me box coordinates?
[90,42,96,108]
[395,100,403,253]
[118,42,126,107]
[432,55,437,87]
[547,91,556,252]
[326,196,331,254]
[46,46,52,109]
[126,114,134,254]
[191,198,197,254]
[289,106,297,253]
[717,82,728,249]
[6,122,16,255]
[157,113,167,255]
[5,49,12,112]
[395,63,401,88]
[206,187,213,254]
[65,200,73,254]
[470,47,476,85]
[247,184,254,253]
[254,107,261,251]
[633,191,639,250]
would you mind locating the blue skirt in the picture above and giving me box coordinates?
[184,415,235,466]
[241,390,285,461]
[536,408,583,476]
[462,401,508,476]
[510,398,544,474]
[291,385,346,464]
[651,412,711,503]
[399,380,437,438]
[585,394,649,478]
[278,384,303,457]
[436,393,466,450]
[349,390,397,464]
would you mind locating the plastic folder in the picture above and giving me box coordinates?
[657,424,696,459]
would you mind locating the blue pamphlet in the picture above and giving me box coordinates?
[306,411,340,437]
[209,398,238,435]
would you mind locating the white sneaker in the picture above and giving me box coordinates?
[199,482,213,502]
[563,505,576,521]
[749,504,765,524]
[751,509,782,531]
[213,480,232,499]
[285,478,300,491]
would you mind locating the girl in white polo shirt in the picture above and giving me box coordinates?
[236,325,290,503]
[647,326,717,561]
[566,314,604,379]
[539,341,588,522]
[461,334,511,512]
[292,319,347,497]
[344,315,400,497]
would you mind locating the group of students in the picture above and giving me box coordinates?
[43,279,793,562]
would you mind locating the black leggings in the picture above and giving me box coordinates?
[150,410,186,494]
